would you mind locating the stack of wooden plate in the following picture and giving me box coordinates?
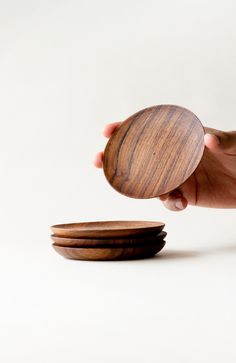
[51,221,166,261]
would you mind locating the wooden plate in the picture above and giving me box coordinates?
[52,240,166,261]
[51,220,165,238]
[103,105,205,198]
[51,231,167,247]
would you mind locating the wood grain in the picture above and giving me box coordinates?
[51,231,167,247]
[52,240,166,260]
[103,105,205,198]
[51,220,165,238]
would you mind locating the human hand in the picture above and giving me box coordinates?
[94,122,236,211]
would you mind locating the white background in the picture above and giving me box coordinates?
[0,0,236,362]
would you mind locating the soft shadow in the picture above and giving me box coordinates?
[202,241,236,256]
[153,240,236,261]
[153,249,201,260]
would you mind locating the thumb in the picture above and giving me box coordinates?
[204,130,236,155]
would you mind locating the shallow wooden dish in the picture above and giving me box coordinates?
[51,231,167,247]
[52,240,166,261]
[103,104,205,198]
[51,220,165,238]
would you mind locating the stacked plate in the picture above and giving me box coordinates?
[51,221,166,261]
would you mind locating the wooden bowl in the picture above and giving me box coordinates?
[51,231,167,247]
[52,240,166,261]
[51,220,165,238]
[103,105,205,198]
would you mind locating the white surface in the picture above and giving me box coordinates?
[0,0,236,362]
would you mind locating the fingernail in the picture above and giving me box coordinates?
[175,198,184,210]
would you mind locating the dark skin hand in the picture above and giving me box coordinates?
[94,122,236,211]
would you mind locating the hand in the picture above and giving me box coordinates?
[94,122,236,211]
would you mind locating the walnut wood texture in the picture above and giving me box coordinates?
[103,105,205,198]
[51,231,167,247]
[51,220,165,238]
[52,240,166,261]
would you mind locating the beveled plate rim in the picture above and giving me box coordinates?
[50,231,167,247]
[51,220,165,231]
[51,220,165,238]
[52,240,166,250]
[51,230,167,240]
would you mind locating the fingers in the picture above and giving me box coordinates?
[103,122,122,138]
[93,151,103,168]
[159,190,188,211]
[204,130,236,155]
[163,195,188,211]
[94,122,123,168]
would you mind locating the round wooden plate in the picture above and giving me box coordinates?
[51,220,165,238]
[52,240,166,261]
[103,104,205,198]
[51,231,167,247]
